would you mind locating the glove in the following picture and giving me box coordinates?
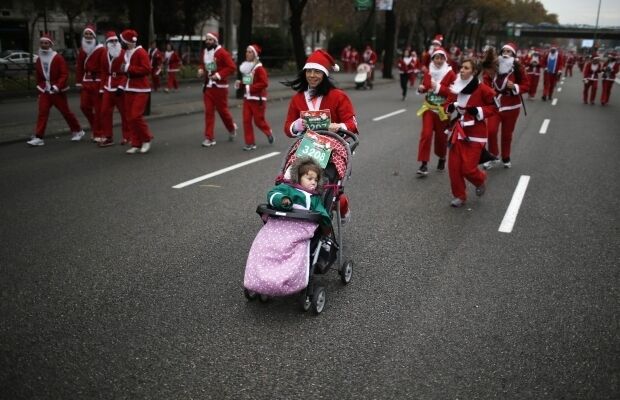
[293,118,304,133]
[467,107,478,117]
[447,103,456,113]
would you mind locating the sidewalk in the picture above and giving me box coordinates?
[0,71,393,145]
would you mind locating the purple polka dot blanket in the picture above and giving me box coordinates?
[244,218,318,296]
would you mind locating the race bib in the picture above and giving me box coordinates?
[242,75,253,85]
[294,130,332,169]
[206,62,216,72]
[301,110,331,131]
[426,92,445,106]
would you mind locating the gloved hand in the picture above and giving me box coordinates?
[293,118,305,133]
[447,103,456,113]
[467,107,478,117]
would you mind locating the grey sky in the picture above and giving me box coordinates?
[540,0,620,26]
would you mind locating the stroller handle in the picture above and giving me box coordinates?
[337,128,360,152]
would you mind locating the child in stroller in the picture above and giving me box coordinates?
[243,129,359,314]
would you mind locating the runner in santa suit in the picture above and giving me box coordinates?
[483,43,529,169]
[98,31,129,147]
[361,45,378,82]
[541,45,565,101]
[235,44,274,151]
[408,50,421,87]
[197,32,238,147]
[564,51,576,77]
[415,46,456,176]
[600,52,618,106]
[27,33,84,147]
[582,55,602,105]
[397,47,417,100]
[148,41,163,91]
[421,34,443,68]
[524,49,543,99]
[441,58,497,208]
[164,43,181,92]
[340,44,352,73]
[76,24,106,142]
[120,29,154,154]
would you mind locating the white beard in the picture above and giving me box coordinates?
[498,56,514,75]
[38,49,52,58]
[165,50,173,60]
[239,61,255,75]
[429,61,450,83]
[82,38,96,54]
[449,76,473,94]
[107,42,121,59]
[531,55,539,65]
[591,64,598,71]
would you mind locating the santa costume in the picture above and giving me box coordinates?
[148,43,163,91]
[541,45,565,101]
[397,48,418,100]
[164,45,181,91]
[422,34,444,68]
[28,33,83,146]
[198,32,237,146]
[600,53,618,106]
[582,56,602,105]
[524,50,543,99]
[564,52,576,77]
[76,24,106,141]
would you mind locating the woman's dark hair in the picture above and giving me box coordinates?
[296,157,322,182]
[282,69,337,98]
[481,47,498,75]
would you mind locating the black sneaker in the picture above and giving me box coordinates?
[437,158,446,171]
[267,135,274,144]
[541,96,547,101]
[416,163,428,176]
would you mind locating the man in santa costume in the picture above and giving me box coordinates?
[564,50,576,77]
[483,43,529,169]
[76,24,106,142]
[340,44,352,73]
[197,32,238,147]
[148,41,163,92]
[361,44,378,82]
[422,34,443,68]
[524,48,543,99]
[582,55,602,105]
[98,31,129,147]
[28,33,84,146]
[541,44,564,101]
[600,52,618,106]
[415,46,456,176]
[236,44,273,151]
[120,29,154,154]
[164,42,181,92]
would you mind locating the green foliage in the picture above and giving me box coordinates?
[251,27,291,69]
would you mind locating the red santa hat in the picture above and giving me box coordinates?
[105,31,118,43]
[502,42,518,56]
[304,49,340,76]
[83,24,96,36]
[205,32,219,43]
[247,44,261,58]
[431,34,443,46]
[430,46,447,59]
[39,33,54,46]
[120,29,138,44]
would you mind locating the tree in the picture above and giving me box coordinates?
[288,0,308,71]
[57,0,93,51]
[236,0,253,98]
[382,7,396,78]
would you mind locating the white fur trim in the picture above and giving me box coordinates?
[304,62,329,76]
[502,44,516,55]
[206,33,218,42]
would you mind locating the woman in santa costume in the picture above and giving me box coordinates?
[164,43,181,92]
[582,55,602,105]
[397,47,418,101]
[283,49,358,223]
[524,49,543,99]
[600,52,618,106]
[441,58,497,208]
[415,46,456,175]
[148,41,163,92]
[541,45,564,101]
[235,44,273,151]
[98,31,129,147]
[120,29,154,154]
[76,24,106,142]
[483,43,529,169]
[28,34,84,146]
[197,32,238,147]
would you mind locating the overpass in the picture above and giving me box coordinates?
[507,23,620,40]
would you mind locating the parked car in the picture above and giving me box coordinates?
[0,50,38,71]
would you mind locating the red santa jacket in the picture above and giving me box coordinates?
[542,51,565,75]
[165,50,181,72]
[100,48,127,92]
[419,67,457,106]
[442,79,497,142]
[583,61,602,82]
[148,47,163,75]
[602,60,618,81]
[362,48,377,66]
[397,56,418,74]
[35,51,70,93]
[524,54,543,76]
[241,63,268,101]
[76,45,105,87]
[284,89,358,137]
[483,63,529,111]
[122,46,151,92]
[199,46,236,88]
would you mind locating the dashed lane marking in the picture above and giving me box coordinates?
[539,119,550,134]
[557,87,562,92]
[499,175,531,233]
[552,98,558,106]
[372,109,407,121]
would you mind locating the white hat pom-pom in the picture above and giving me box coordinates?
[333,63,340,72]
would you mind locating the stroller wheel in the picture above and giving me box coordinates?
[258,294,270,303]
[299,293,312,312]
[311,286,327,315]
[243,288,258,301]
[340,260,353,284]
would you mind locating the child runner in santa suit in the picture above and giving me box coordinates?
[235,44,274,151]
[441,58,497,208]
[416,46,456,176]
[76,24,106,142]
[28,33,84,146]
[582,55,602,105]
[197,32,238,147]
[600,53,618,106]
[120,29,154,154]
[483,42,529,169]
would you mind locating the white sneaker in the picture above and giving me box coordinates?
[126,147,140,154]
[229,123,238,141]
[503,161,512,168]
[202,139,216,147]
[71,130,85,142]
[27,137,44,146]
[483,159,500,170]
[140,142,151,154]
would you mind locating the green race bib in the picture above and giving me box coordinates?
[206,62,216,72]
[295,134,332,169]
[301,110,331,131]
[242,75,253,85]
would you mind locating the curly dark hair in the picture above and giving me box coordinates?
[282,69,337,98]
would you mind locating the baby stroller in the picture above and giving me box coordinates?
[354,63,373,90]
[243,129,359,315]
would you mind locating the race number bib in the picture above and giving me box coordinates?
[294,130,332,169]
[425,92,445,106]
[206,62,216,72]
[242,74,253,85]
[301,110,331,131]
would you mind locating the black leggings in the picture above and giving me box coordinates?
[399,73,410,97]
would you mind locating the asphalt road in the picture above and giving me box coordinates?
[1,75,619,399]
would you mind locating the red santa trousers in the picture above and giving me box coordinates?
[203,87,236,141]
[448,140,486,202]
[543,72,559,98]
[417,110,448,162]
[79,83,102,138]
[600,81,614,105]
[564,64,573,77]
[583,81,598,104]
[527,75,540,98]
[35,93,81,137]
[100,91,130,142]
[408,73,417,87]
[486,108,520,160]
[124,92,153,147]
[242,100,272,145]
[151,72,160,91]
[166,72,178,90]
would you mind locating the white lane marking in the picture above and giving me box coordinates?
[552,98,558,106]
[560,80,564,85]
[557,87,562,92]
[373,109,407,121]
[615,77,620,85]
[539,119,550,134]
[499,175,531,233]
[173,152,281,189]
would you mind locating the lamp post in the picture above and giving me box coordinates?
[593,0,602,50]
